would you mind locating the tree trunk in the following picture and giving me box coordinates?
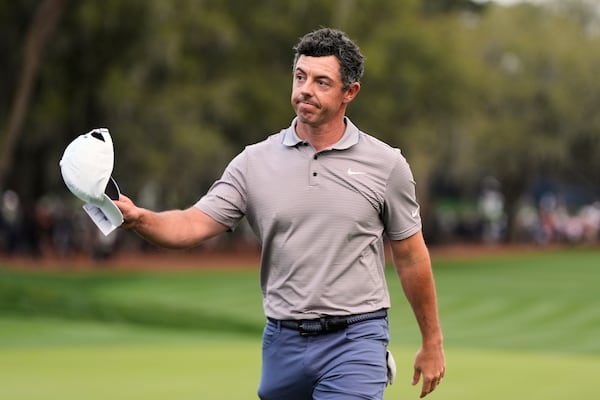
[0,0,65,191]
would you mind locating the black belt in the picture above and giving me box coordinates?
[268,309,387,336]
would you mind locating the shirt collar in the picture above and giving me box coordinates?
[281,117,360,150]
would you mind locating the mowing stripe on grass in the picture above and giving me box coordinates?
[0,339,597,400]
[1,247,599,355]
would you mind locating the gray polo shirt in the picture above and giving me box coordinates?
[196,117,422,320]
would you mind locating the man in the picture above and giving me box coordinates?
[115,28,445,399]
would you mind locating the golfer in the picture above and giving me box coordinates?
[115,27,445,399]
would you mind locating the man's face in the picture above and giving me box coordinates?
[291,55,355,127]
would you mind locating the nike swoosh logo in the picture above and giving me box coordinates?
[347,168,367,175]
[411,209,420,218]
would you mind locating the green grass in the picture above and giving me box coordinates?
[0,324,260,400]
[1,247,599,399]
[431,248,600,354]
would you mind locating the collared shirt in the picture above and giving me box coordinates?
[196,117,421,320]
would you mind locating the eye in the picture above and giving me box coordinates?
[295,73,305,81]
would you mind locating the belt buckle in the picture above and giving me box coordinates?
[298,321,319,336]
[297,317,349,336]
[324,316,348,332]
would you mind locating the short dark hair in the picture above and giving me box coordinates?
[293,28,365,91]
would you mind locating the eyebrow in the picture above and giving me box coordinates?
[295,66,334,82]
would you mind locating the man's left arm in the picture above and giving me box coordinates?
[389,231,446,398]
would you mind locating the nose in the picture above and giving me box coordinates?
[297,77,316,96]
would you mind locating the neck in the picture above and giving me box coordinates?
[296,117,346,152]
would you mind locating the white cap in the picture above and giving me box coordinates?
[59,128,124,233]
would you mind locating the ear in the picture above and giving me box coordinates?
[343,82,361,104]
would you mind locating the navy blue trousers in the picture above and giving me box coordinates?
[257,318,389,400]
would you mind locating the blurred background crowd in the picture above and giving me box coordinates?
[1,0,599,261]
[2,179,599,260]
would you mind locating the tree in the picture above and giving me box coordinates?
[0,0,64,191]
[2,0,599,248]
[445,2,600,240]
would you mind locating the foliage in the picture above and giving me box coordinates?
[1,0,599,235]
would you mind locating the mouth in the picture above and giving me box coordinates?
[297,99,318,109]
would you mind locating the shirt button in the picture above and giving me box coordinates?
[313,154,318,160]
[313,172,317,176]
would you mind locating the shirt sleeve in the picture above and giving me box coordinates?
[382,152,422,241]
[194,149,248,231]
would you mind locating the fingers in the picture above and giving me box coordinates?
[420,378,439,398]
[416,368,445,398]
[413,345,446,397]
[117,193,132,204]
[120,219,135,230]
[412,368,421,386]
[113,194,137,229]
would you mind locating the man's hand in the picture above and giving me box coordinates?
[114,194,141,230]
[412,345,445,398]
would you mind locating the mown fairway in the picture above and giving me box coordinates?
[1,247,598,399]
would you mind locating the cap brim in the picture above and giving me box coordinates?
[97,194,124,226]
[89,177,124,227]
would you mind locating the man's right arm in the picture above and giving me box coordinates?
[114,194,229,249]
